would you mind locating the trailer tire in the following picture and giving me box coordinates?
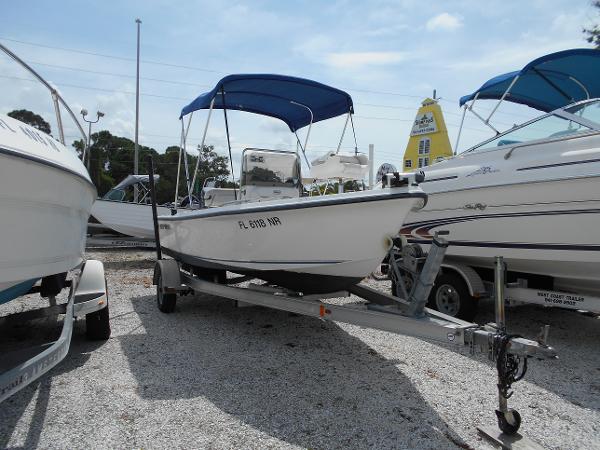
[86,300,111,340]
[428,272,478,321]
[157,269,177,313]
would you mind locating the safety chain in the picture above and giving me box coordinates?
[495,333,528,399]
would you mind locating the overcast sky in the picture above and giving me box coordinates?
[0,0,597,177]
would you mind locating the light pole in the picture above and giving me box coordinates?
[80,109,104,169]
[134,18,142,202]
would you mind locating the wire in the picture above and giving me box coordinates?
[0,74,189,101]
[2,57,211,88]
[0,37,222,73]
[0,36,452,99]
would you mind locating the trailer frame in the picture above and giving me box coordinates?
[0,259,110,403]
[152,245,556,437]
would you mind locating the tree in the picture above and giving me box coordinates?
[8,109,51,134]
[72,131,231,204]
[584,1,600,48]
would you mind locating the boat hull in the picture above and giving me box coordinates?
[402,132,600,295]
[0,151,95,300]
[159,188,425,293]
[91,200,171,239]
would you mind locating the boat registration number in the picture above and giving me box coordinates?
[238,217,282,230]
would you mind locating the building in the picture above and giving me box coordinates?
[402,97,453,172]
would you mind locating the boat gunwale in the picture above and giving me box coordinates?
[158,190,427,221]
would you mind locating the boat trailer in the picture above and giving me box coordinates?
[152,234,556,440]
[145,155,555,445]
[0,260,110,403]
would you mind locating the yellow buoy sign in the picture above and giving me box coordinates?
[402,98,452,172]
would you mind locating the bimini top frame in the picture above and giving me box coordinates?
[454,48,600,153]
[174,74,358,208]
[0,43,87,149]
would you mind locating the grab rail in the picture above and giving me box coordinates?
[0,43,87,147]
[504,130,600,159]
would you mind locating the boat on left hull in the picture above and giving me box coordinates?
[0,114,96,302]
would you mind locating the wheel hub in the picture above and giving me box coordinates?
[435,284,460,316]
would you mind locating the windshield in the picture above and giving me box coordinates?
[241,150,300,187]
[103,189,126,201]
[469,111,593,153]
[566,100,600,126]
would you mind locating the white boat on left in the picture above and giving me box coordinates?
[0,43,110,403]
[0,113,96,302]
[0,45,95,303]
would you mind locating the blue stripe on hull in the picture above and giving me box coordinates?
[0,279,38,304]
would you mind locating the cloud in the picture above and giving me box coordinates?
[326,51,408,69]
[426,13,463,32]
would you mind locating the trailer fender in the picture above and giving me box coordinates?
[73,260,108,317]
[440,262,486,298]
[153,259,181,290]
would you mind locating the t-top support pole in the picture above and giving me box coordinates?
[485,75,519,124]
[454,105,467,155]
[290,101,313,168]
[336,112,351,154]
[189,97,215,199]
[173,120,184,210]
[221,89,237,201]
[182,112,194,206]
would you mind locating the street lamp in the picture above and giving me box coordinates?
[81,109,104,169]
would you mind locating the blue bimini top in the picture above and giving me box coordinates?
[459,49,600,112]
[179,74,354,131]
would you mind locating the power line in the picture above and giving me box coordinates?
[0,57,212,88]
[0,37,222,73]
[1,36,538,124]
[2,55,483,119]
[0,36,445,99]
[0,74,189,101]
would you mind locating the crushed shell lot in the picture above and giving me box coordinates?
[0,249,598,449]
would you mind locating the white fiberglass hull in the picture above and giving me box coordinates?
[0,115,95,302]
[91,200,171,239]
[402,132,600,295]
[159,187,426,293]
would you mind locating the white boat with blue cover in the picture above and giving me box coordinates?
[402,49,600,297]
[158,74,426,294]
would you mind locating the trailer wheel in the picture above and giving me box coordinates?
[157,269,177,313]
[86,300,111,340]
[428,272,478,321]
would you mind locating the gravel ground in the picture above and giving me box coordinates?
[0,249,598,449]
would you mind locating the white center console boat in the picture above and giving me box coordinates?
[157,74,427,293]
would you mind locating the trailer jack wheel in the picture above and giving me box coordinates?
[496,408,521,435]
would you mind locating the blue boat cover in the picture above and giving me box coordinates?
[459,49,600,112]
[179,74,353,131]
